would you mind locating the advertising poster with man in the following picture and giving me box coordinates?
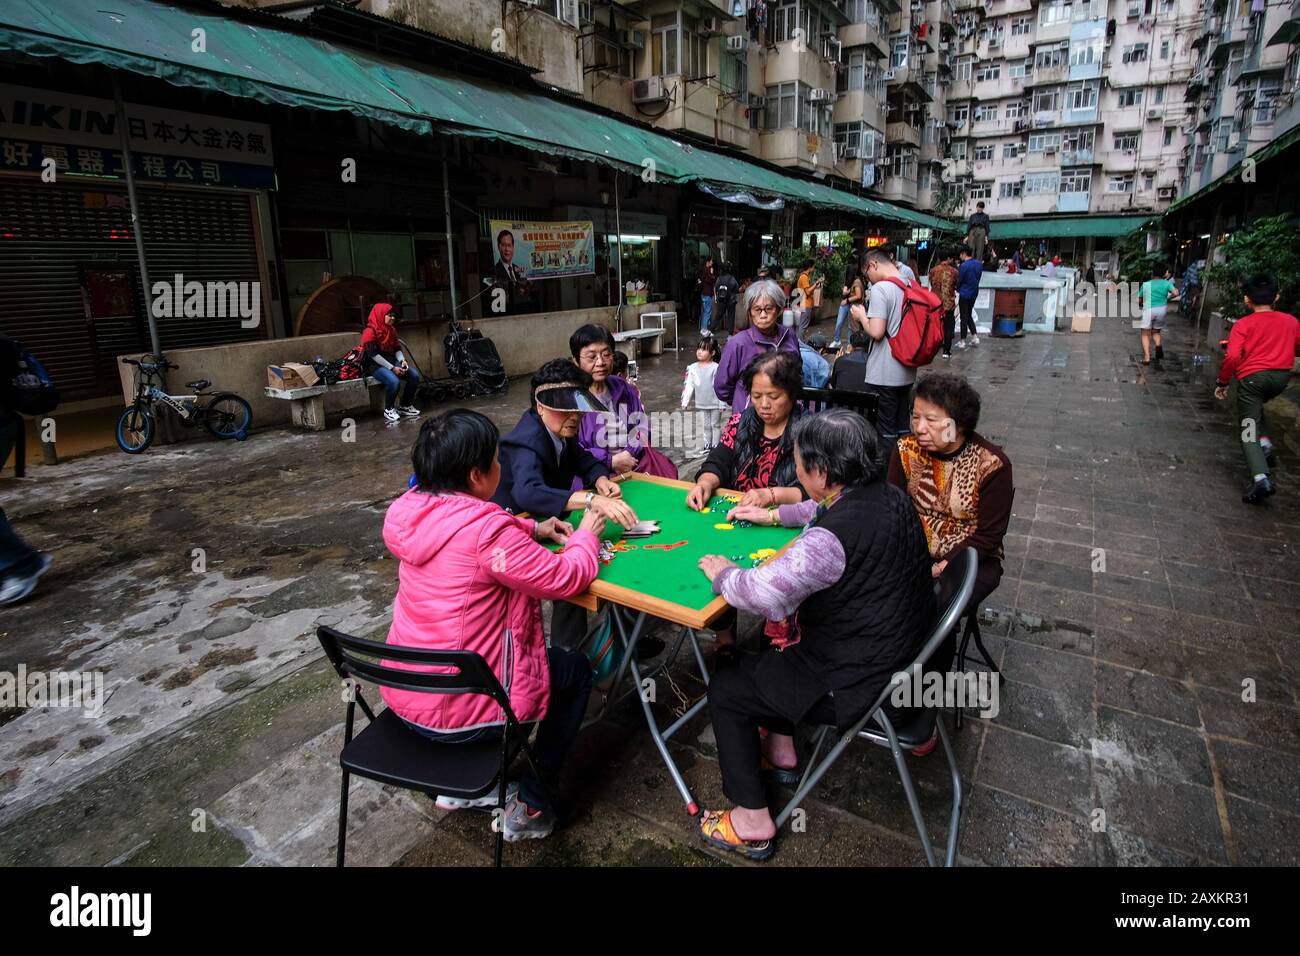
[489,219,594,314]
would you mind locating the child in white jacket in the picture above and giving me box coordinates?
[681,337,725,454]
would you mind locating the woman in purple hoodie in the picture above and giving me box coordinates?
[715,279,801,413]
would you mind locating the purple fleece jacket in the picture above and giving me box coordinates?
[714,324,801,412]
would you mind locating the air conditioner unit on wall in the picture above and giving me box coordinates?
[700,16,721,35]
[844,145,861,158]
[747,93,767,108]
[810,88,834,102]
[633,76,669,104]
[621,29,646,50]
[883,70,896,80]
[726,35,748,53]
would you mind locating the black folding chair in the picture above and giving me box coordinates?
[315,626,546,868]
[801,386,880,424]
[773,547,978,867]
[953,609,1002,730]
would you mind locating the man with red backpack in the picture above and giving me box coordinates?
[851,250,944,456]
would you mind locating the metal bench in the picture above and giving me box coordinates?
[612,327,666,359]
[264,375,386,431]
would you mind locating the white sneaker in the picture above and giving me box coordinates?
[397,405,420,418]
[956,339,968,350]
[435,781,518,813]
[383,408,401,423]
[829,340,841,349]
[970,335,980,347]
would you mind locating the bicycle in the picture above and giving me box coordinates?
[116,358,252,454]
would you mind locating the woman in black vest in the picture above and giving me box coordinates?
[695,409,935,860]
[685,350,806,662]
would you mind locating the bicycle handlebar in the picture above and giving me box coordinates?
[122,358,179,370]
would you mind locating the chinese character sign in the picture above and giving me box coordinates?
[489,220,595,282]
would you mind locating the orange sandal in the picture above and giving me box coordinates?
[698,809,774,861]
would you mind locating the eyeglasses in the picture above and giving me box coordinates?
[751,304,779,315]
[581,349,614,363]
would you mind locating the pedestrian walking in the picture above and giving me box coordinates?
[956,245,982,350]
[0,334,52,605]
[1214,273,1300,504]
[833,262,864,348]
[1137,263,1179,365]
[927,248,959,359]
[698,255,716,336]
[853,249,917,453]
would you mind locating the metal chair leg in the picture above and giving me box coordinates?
[876,712,938,867]
[936,714,963,867]
[336,770,350,868]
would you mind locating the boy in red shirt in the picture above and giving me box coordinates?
[1214,274,1300,503]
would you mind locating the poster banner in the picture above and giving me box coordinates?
[489,219,594,281]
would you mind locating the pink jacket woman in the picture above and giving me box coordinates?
[381,488,599,731]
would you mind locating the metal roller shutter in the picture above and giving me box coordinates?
[0,181,266,400]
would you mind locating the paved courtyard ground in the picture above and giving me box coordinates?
[1,305,1298,867]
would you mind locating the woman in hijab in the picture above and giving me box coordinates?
[361,303,422,422]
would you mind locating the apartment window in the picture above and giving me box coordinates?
[1107,175,1134,192]
[774,0,798,43]
[1153,86,1165,104]
[1040,1,1073,27]
[1117,89,1143,108]
[1025,172,1060,193]
[1028,132,1062,152]
[950,141,967,160]
[976,62,1001,82]
[974,104,998,122]
[844,0,868,22]
[765,81,797,129]
[1010,60,1030,79]
[969,180,993,200]
[544,0,580,25]
[1257,85,1281,124]
[1000,179,1024,198]
[1033,89,1061,112]
[721,50,747,95]
[1060,168,1091,192]
[1070,40,1102,67]
[949,104,970,125]
[862,128,882,161]
[651,14,678,75]
[981,22,1005,42]
[887,145,918,179]
[1159,0,1174,11]
[1003,142,1023,159]
[891,35,910,69]
[681,16,708,77]
[1122,43,1148,63]
[1113,132,1139,150]
[834,121,864,153]
[1214,117,1235,152]
[840,49,867,92]
[1035,46,1068,70]
[1066,83,1097,111]
[1011,16,1034,36]
[974,144,995,161]
[1063,128,1094,152]
[1006,101,1027,119]
[1142,172,1155,190]
[954,57,974,81]
[1162,127,1174,146]
[1159,39,1170,60]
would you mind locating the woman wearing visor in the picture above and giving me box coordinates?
[493,358,638,649]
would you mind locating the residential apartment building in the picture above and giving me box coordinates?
[1179,0,1300,195]
[249,0,1299,229]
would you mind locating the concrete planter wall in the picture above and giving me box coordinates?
[116,301,676,430]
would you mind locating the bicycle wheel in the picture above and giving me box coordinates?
[115,405,155,453]
[203,393,252,440]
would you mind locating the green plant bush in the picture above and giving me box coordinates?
[1204,215,1300,319]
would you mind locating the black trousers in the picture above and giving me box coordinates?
[865,383,912,457]
[941,308,956,355]
[958,295,978,340]
[549,599,588,650]
[708,657,836,810]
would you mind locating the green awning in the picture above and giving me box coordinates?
[987,215,1152,240]
[0,0,958,232]
[1164,121,1300,216]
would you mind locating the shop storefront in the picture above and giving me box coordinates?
[0,81,278,401]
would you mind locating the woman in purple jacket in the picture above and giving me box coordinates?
[570,324,676,483]
[715,279,801,412]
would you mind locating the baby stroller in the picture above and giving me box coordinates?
[415,318,508,403]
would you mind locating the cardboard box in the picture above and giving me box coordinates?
[267,362,320,389]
